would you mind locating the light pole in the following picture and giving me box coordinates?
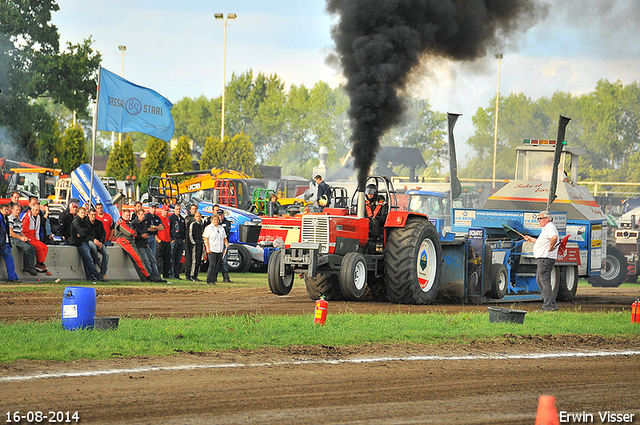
[215,13,236,142]
[492,53,503,189]
[114,45,126,144]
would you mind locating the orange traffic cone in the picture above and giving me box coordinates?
[535,395,559,425]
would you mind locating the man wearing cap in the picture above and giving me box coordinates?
[155,205,172,280]
[524,211,559,312]
[145,203,164,256]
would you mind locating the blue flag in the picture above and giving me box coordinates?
[97,67,175,142]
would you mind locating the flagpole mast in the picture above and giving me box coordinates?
[90,68,101,208]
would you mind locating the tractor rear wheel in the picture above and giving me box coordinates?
[339,252,367,300]
[557,265,578,302]
[305,273,343,301]
[385,218,442,305]
[267,249,294,295]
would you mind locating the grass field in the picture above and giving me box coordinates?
[1,277,638,364]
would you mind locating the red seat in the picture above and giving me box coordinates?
[557,234,570,255]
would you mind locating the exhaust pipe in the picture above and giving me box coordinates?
[357,191,365,218]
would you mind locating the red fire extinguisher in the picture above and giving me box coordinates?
[632,298,640,324]
[314,295,328,325]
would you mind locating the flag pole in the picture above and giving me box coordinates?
[90,67,101,208]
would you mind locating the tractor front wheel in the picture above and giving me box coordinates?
[339,252,367,300]
[267,250,294,295]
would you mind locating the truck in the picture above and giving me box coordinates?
[0,158,63,201]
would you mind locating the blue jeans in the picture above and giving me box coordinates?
[89,241,109,277]
[0,243,19,281]
[139,245,160,278]
[148,236,157,256]
[77,243,103,281]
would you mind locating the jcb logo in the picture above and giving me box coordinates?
[187,183,201,191]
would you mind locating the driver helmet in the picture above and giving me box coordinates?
[365,184,378,197]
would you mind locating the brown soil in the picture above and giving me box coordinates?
[1,283,639,424]
[1,283,639,323]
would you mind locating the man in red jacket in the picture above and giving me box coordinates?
[114,209,156,281]
[155,205,172,279]
[21,203,51,276]
[95,203,114,246]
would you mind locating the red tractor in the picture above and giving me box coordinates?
[267,176,443,305]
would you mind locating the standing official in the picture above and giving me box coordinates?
[524,211,559,312]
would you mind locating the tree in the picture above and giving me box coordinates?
[140,138,170,191]
[380,97,446,174]
[0,1,100,163]
[105,135,138,180]
[462,93,550,180]
[171,136,194,174]
[201,133,258,176]
[59,125,88,173]
[171,96,220,152]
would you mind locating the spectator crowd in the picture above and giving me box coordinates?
[0,191,230,284]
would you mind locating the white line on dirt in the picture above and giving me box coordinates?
[2,350,638,383]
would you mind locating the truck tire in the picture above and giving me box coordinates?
[304,273,343,301]
[339,252,367,300]
[385,218,442,305]
[489,264,508,299]
[557,265,578,302]
[587,245,627,287]
[227,244,251,273]
[267,249,294,295]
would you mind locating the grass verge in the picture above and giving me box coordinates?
[1,310,638,364]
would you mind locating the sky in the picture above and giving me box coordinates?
[51,0,640,167]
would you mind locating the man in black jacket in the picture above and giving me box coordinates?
[183,203,198,280]
[87,208,109,279]
[58,201,79,244]
[169,204,186,279]
[0,203,20,282]
[70,207,105,282]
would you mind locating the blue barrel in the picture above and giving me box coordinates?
[61,286,97,330]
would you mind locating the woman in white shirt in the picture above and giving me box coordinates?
[203,215,228,285]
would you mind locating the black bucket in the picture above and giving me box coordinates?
[488,307,527,324]
[94,316,120,330]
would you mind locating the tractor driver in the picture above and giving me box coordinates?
[364,184,388,243]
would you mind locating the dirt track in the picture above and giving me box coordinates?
[1,283,639,323]
[1,283,640,424]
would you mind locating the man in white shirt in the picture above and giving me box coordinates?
[524,211,559,311]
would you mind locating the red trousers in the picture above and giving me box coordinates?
[28,239,49,264]
[116,237,149,277]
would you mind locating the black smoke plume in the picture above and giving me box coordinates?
[326,0,549,189]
